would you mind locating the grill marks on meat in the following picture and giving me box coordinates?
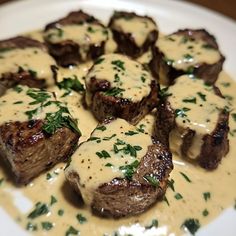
[150,29,225,85]
[0,120,80,184]
[108,11,158,58]
[44,10,108,67]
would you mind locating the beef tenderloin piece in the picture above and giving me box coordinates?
[150,29,225,85]
[85,54,159,125]
[44,10,110,67]
[0,36,56,95]
[154,75,229,169]
[65,118,173,218]
[0,120,79,184]
[108,11,158,58]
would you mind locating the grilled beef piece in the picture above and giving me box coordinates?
[0,36,56,95]
[0,120,79,184]
[44,10,109,67]
[65,118,173,218]
[85,54,159,125]
[149,29,225,85]
[108,11,158,58]
[154,75,229,169]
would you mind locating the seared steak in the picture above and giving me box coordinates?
[0,36,56,95]
[150,29,225,85]
[65,118,173,217]
[154,75,229,169]
[108,11,158,58]
[44,10,110,66]
[85,54,159,125]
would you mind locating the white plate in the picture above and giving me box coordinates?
[0,0,236,235]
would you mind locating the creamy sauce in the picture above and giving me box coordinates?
[112,16,157,47]
[157,34,221,71]
[0,71,235,236]
[0,86,60,125]
[23,30,45,43]
[85,53,152,104]
[137,49,152,65]
[0,47,56,86]
[167,75,228,159]
[66,118,152,205]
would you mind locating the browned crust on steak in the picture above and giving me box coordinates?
[154,87,229,170]
[0,37,52,95]
[108,11,158,58]
[0,120,79,184]
[88,79,159,125]
[44,10,107,66]
[149,29,225,85]
[66,142,173,218]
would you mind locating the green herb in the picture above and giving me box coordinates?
[50,195,57,205]
[143,174,159,187]
[13,85,23,93]
[182,97,196,104]
[181,36,188,44]
[141,76,146,83]
[88,137,101,143]
[186,66,194,74]
[167,36,175,42]
[183,54,193,60]
[13,101,23,104]
[163,196,170,206]
[25,108,39,119]
[114,74,121,83]
[221,82,231,87]
[42,106,81,135]
[125,131,138,136]
[27,89,51,105]
[87,26,95,33]
[58,75,84,97]
[96,150,111,159]
[202,44,215,50]
[145,219,158,229]
[105,163,113,167]
[76,213,87,224]
[111,60,125,70]
[65,226,79,236]
[202,209,209,217]
[203,192,211,201]
[94,57,104,65]
[197,92,206,101]
[119,160,140,180]
[47,28,64,39]
[136,124,145,133]
[175,193,183,200]
[0,47,13,53]
[27,202,49,219]
[0,178,4,186]
[42,221,53,231]
[58,209,64,216]
[167,179,175,192]
[104,87,125,97]
[159,87,172,99]
[164,57,174,66]
[28,69,37,78]
[96,125,106,131]
[46,173,52,180]
[26,222,38,231]
[231,113,236,122]
[175,108,191,118]
[180,172,192,183]
[181,218,200,235]
[103,134,116,141]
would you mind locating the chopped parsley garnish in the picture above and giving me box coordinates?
[13,101,23,104]
[41,221,53,231]
[167,179,175,192]
[114,74,121,83]
[143,174,159,187]
[180,172,192,183]
[28,69,37,78]
[164,57,174,66]
[26,222,38,231]
[231,113,236,122]
[221,82,231,87]
[96,125,106,131]
[136,124,145,133]
[104,87,125,97]
[175,193,183,200]
[181,218,200,235]
[65,226,79,236]
[46,173,52,180]
[159,87,172,99]
[27,202,49,219]
[203,192,211,201]
[125,130,138,136]
[181,36,188,44]
[58,209,64,216]
[13,85,23,93]
[197,92,206,101]
[186,66,194,74]
[25,107,39,120]
[94,57,104,65]
[145,219,158,229]
[87,26,95,33]
[119,160,140,180]
[111,60,125,70]
[202,209,209,217]
[88,137,101,143]
[175,108,191,118]
[183,54,193,60]
[50,195,57,205]
[58,75,84,97]
[46,28,64,39]
[105,163,113,167]
[103,134,116,141]
[27,89,51,105]
[76,213,87,224]
[182,97,196,104]
[163,196,170,206]
[141,76,146,83]
[202,44,215,50]
[96,150,111,159]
